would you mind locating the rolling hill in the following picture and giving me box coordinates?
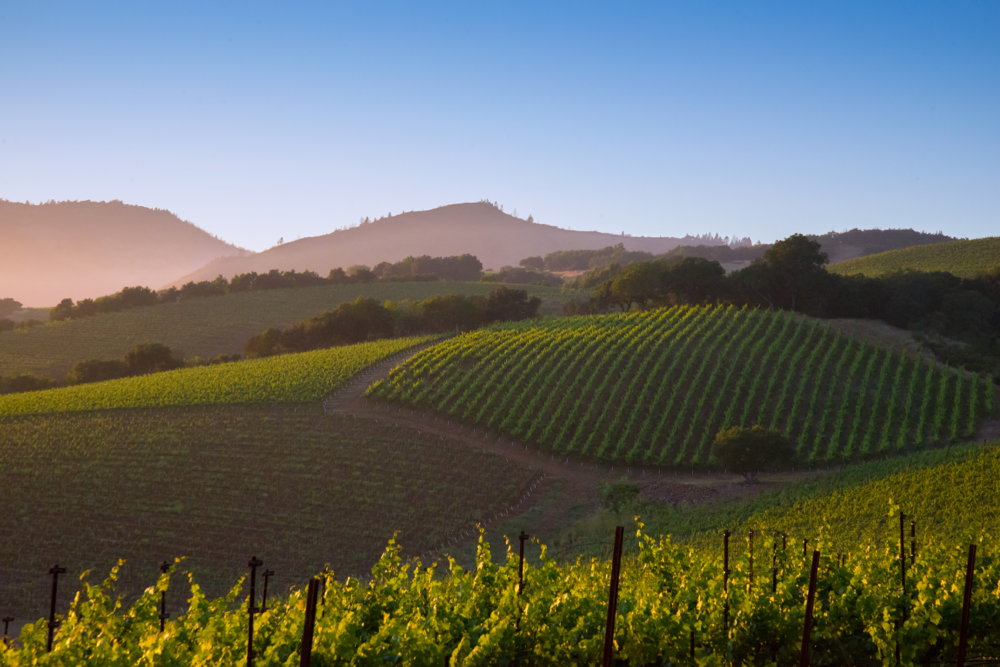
[168,202,711,286]
[0,200,248,307]
[369,306,994,466]
[829,236,1000,279]
[0,281,573,380]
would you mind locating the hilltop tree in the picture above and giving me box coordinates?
[733,234,830,312]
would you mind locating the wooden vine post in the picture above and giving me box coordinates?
[159,561,171,632]
[518,531,530,595]
[46,564,66,653]
[956,544,976,667]
[601,526,624,667]
[246,556,263,667]
[798,550,820,667]
[300,578,320,667]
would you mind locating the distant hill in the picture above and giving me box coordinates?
[663,228,955,273]
[829,237,1000,279]
[0,200,247,306]
[168,202,710,287]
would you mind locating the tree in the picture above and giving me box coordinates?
[124,343,182,375]
[519,256,545,272]
[607,261,663,311]
[0,298,22,318]
[485,286,541,322]
[66,359,129,385]
[711,426,795,483]
[662,257,726,304]
[245,328,284,359]
[50,298,75,322]
[735,234,829,312]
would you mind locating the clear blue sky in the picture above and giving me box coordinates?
[1,1,997,251]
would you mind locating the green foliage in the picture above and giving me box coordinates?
[0,373,58,395]
[830,237,1000,279]
[599,479,641,514]
[369,307,990,467]
[711,426,795,481]
[0,336,436,416]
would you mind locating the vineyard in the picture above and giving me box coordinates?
[0,281,572,379]
[369,306,995,466]
[829,236,1000,279]
[0,336,437,416]
[0,404,538,618]
[1,443,999,664]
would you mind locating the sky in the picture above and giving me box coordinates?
[1,1,997,252]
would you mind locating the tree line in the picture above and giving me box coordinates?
[0,344,240,394]
[46,255,487,322]
[567,234,1000,380]
[245,287,542,358]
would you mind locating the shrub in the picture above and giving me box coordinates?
[711,426,795,482]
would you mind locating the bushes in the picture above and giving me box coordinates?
[245,289,542,359]
[711,426,795,482]
[67,343,184,385]
[0,374,58,395]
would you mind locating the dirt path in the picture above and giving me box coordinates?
[320,343,783,547]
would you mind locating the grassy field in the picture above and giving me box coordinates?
[0,336,436,416]
[0,282,574,379]
[369,306,995,466]
[0,404,537,618]
[828,236,1000,278]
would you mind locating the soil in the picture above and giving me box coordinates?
[322,343,815,560]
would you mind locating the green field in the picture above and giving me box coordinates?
[829,236,1000,279]
[0,337,437,416]
[369,306,994,466]
[0,282,574,379]
[0,404,537,618]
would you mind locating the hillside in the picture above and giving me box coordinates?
[0,200,247,307]
[829,236,1000,278]
[169,202,710,286]
[0,337,435,416]
[369,306,994,466]
[0,281,572,380]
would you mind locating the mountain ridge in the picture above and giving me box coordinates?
[166,202,712,287]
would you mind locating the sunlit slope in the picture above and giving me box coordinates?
[368,306,995,467]
[0,336,436,416]
[828,236,1000,279]
[661,442,1000,552]
[0,281,570,379]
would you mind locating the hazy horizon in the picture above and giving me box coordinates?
[1,2,997,251]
